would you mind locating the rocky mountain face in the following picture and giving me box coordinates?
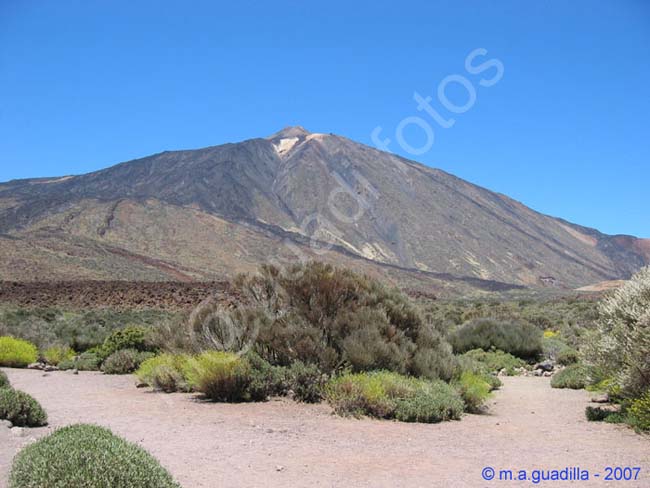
[0,126,647,291]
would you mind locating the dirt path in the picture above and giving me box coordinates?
[1,369,649,487]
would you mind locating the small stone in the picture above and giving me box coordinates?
[535,360,555,373]
[73,369,79,375]
[591,394,609,404]
[0,419,12,429]
[533,370,543,377]
[44,365,58,372]
[276,465,285,472]
[27,363,43,370]
[543,371,552,377]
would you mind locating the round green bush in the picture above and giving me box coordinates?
[0,337,39,368]
[9,424,180,488]
[449,319,543,360]
[551,364,589,389]
[101,349,155,375]
[101,326,152,360]
[0,370,10,389]
[0,388,47,427]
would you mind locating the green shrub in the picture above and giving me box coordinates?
[454,371,492,413]
[325,371,464,423]
[628,392,650,431]
[43,345,76,366]
[136,354,190,393]
[0,370,9,388]
[58,351,102,371]
[245,352,289,401]
[585,406,616,422]
[101,349,155,375]
[0,388,47,427]
[0,337,38,368]
[9,424,180,488]
[101,326,153,360]
[393,380,464,423]
[288,361,325,403]
[556,348,580,366]
[449,318,543,360]
[551,364,589,389]
[460,349,526,375]
[183,351,252,402]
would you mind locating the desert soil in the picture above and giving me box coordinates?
[1,369,649,488]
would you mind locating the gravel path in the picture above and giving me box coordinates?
[1,368,649,487]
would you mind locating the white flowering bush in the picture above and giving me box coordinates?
[586,267,650,397]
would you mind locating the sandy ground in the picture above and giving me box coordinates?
[1,369,649,488]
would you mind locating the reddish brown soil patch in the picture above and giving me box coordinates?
[0,281,234,310]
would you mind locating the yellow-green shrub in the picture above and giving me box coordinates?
[183,351,252,401]
[43,345,76,366]
[455,371,492,413]
[0,337,38,368]
[628,392,650,431]
[325,371,464,423]
[136,354,190,393]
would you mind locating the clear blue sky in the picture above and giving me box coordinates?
[1,0,648,237]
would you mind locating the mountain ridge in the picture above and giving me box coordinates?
[0,126,647,291]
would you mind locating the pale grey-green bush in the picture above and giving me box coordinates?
[585,266,650,397]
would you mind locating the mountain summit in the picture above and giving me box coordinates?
[0,128,647,290]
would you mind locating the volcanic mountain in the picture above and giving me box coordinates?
[0,126,647,292]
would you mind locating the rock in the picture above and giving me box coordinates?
[10,427,25,437]
[0,419,12,429]
[72,369,79,375]
[497,368,507,377]
[535,361,555,372]
[44,365,58,372]
[275,465,285,472]
[591,394,609,404]
[533,370,543,377]
[27,363,44,370]
[543,371,552,377]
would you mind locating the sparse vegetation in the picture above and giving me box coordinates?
[9,424,180,488]
[0,306,172,352]
[0,388,47,427]
[0,337,38,368]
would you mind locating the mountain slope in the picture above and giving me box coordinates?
[0,126,647,289]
